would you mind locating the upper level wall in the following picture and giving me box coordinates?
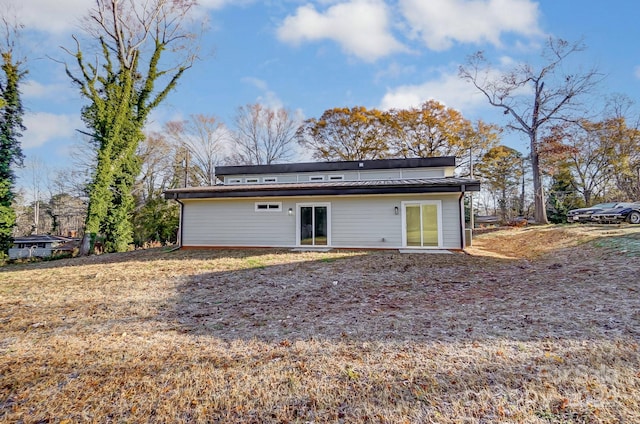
[222,166,452,185]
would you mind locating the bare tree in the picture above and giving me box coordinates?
[20,156,48,234]
[460,38,601,223]
[230,103,298,165]
[136,131,176,199]
[165,115,227,186]
[600,96,640,201]
[475,145,524,222]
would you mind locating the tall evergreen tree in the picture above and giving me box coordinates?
[0,34,26,255]
[547,163,583,223]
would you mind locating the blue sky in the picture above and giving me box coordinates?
[8,0,640,189]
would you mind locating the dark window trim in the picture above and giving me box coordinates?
[255,201,283,212]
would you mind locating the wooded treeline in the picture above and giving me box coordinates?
[2,2,640,257]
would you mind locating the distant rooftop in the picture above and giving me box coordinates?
[12,235,75,243]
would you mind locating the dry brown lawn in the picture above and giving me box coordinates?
[1,224,640,423]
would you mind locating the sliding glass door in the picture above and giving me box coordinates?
[403,201,441,247]
[298,204,330,246]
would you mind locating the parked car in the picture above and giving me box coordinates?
[591,203,640,224]
[566,202,621,223]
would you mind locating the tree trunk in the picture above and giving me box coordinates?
[583,189,591,206]
[530,134,549,224]
[500,188,508,222]
[520,165,526,216]
[79,233,91,256]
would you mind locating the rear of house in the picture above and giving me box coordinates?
[165,157,480,250]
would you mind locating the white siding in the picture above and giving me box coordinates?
[223,174,298,184]
[439,194,464,247]
[401,168,446,178]
[8,247,54,259]
[182,198,297,247]
[181,193,463,249]
[221,166,451,184]
[329,197,402,247]
[328,194,461,248]
[357,170,402,180]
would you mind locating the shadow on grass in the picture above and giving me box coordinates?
[165,238,640,343]
[2,229,640,423]
[4,228,639,344]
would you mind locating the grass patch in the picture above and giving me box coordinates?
[592,235,640,256]
[1,226,640,422]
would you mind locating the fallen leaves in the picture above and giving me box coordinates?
[1,226,640,422]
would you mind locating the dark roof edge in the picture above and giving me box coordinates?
[216,157,456,176]
[165,181,480,200]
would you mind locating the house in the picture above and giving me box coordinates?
[8,235,78,260]
[164,157,480,250]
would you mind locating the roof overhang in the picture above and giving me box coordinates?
[165,178,480,200]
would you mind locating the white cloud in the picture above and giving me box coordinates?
[374,62,417,82]
[22,80,76,102]
[277,0,408,62]
[145,108,186,134]
[22,112,82,149]
[198,0,254,8]
[399,0,542,51]
[11,0,232,35]
[379,69,489,112]
[10,0,88,34]
[242,77,285,109]
[635,66,640,79]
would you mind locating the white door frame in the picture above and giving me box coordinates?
[401,200,443,248]
[296,202,332,247]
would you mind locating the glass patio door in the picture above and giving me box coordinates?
[404,202,440,247]
[299,204,329,246]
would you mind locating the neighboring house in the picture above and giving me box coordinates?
[164,157,480,250]
[8,235,78,260]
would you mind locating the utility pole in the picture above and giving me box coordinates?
[469,147,474,230]
[520,158,526,216]
[183,148,189,188]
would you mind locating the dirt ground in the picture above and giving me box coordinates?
[164,224,640,342]
[1,224,639,423]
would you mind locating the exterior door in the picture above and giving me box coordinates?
[298,204,330,246]
[402,201,442,247]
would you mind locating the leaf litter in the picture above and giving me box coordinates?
[1,225,639,423]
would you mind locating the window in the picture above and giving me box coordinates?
[246,178,260,184]
[402,201,442,248]
[263,177,277,183]
[16,243,46,249]
[297,203,331,246]
[309,175,325,182]
[328,175,344,181]
[255,202,282,212]
[227,178,242,184]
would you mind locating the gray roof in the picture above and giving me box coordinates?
[165,177,480,200]
[12,235,74,243]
